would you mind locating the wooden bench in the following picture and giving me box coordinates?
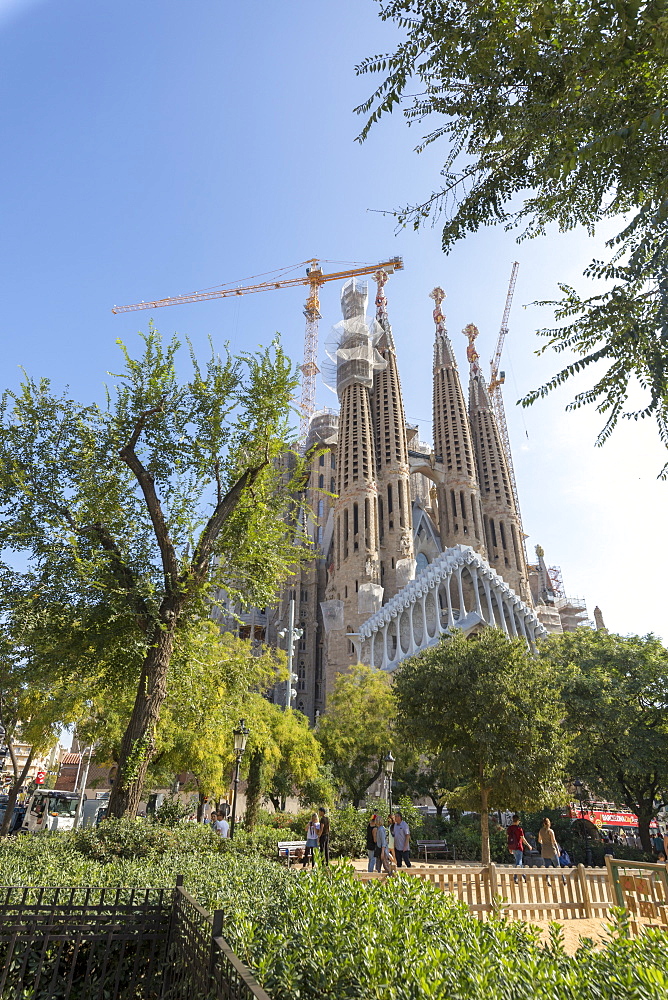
[416,839,456,862]
[277,840,307,866]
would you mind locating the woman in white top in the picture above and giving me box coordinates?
[302,812,320,868]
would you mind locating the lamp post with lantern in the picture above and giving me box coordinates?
[573,778,593,866]
[383,751,395,815]
[230,719,249,840]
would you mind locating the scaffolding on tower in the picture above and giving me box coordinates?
[113,256,403,446]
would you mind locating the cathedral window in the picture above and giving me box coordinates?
[330,453,336,470]
[353,503,359,536]
[318,474,324,488]
[319,454,325,466]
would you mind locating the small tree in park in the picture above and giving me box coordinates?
[393,629,569,863]
[0,328,303,817]
[316,663,398,807]
[543,628,668,853]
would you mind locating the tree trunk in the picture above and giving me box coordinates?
[244,750,264,832]
[637,805,654,854]
[0,745,35,837]
[107,612,179,819]
[480,784,490,864]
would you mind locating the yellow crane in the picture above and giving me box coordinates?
[113,256,404,441]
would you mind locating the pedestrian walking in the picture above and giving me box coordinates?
[302,812,320,868]
[387,814,396,866]
[374,816,393,873]
[393,810,411,867]
[365,814,378,873]
[537,817,564,884]
[318,807,330,865]
[507,814,531,880]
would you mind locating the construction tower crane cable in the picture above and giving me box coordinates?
[488,262,524,528]
[113,256,403,444]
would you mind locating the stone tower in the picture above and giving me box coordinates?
[325,278,384,688]
[372,270,414,600]
[466,323,530,602]
[430,288,487,556]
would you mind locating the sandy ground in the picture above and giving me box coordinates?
[529,918,610,952]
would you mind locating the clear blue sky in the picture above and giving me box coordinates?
[1,0,664,639]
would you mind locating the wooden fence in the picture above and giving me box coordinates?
[356,864,613,922]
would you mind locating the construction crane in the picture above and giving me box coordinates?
[488,262,523,522]
[112,256,404,442]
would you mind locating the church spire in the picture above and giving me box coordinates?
[431,290,486,555]
[326,278,382,689]
[372,269,414,599]
[467,326,529,601]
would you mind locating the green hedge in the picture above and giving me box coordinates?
[1,826,666,999]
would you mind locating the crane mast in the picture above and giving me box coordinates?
[113,256,403,443]
[488,263,523,524]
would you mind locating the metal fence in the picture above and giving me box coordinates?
[165,877,272,1000]
[0,880,270,1000]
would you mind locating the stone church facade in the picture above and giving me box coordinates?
[265,271,587,721]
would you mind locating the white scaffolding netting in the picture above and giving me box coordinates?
[357,582,384,615]
[396,558,417,587]
[322,279,387,395]
[320,600,344,632]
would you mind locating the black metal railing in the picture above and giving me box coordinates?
[166,878,271,1000]
[0,880,270,1000]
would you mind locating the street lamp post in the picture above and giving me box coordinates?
[230,719,249,840]
[277,597,302,710]
[383,752,395,816]
[573,779,593,866]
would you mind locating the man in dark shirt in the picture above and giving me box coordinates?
[507,814,531,877]
[318,807,330,865]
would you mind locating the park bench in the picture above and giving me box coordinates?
[416,839,456,862]
[277,840,307,866]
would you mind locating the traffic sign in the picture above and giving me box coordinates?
[35,771,46,785]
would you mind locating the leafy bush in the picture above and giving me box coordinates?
[329,805,365,859]
[0,834,666,998]
[151,796,192,827]
[71,818,218,862]
[218,864,668,1000]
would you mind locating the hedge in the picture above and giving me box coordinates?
[0,823,665,1000]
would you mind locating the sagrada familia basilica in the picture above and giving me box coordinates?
[228,271,593,721]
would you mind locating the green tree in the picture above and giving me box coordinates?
[242,702,326,830]
[393,629,569,862]
[0,580,89,835]
[357,1,668,465]
[542,628,668,853]
[82,624,286,808]
[0,328,303,818]
[394,751,461,818]
[316,663,397,807]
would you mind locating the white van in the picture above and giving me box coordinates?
[21,791,81,833]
